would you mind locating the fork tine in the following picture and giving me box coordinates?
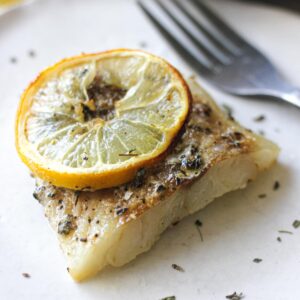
[172,0,234,59]
[189,0,250,51]
[156,0,224,67]
[137,0,214,74]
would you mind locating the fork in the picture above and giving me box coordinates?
[138,0,300,108]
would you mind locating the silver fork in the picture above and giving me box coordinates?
[138,0,300,108]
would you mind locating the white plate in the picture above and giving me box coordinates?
[1,0,300,299]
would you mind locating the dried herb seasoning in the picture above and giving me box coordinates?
[292,220,300,229]
[278,230,293,235]
[132,168,146,188]
[161,296,176,300]
[171,263,185,272]
[57,214,76,235]
[175,176,181,186]
[277,237,282,242]
[195,219,204,241]
[273,181,280,191]
[139,41,148,48]
[226,292,244,299]
[118,153,139,157]
[177,144,203,177]
[115,207,128,216]
[119,149,138,156]
[221,103,234,120]
[254,115,265,122]
[10,57,17,64]
[181,153,202,170]
[195,219,202,227]
[156,184,166,193]
[253,258,262,263]
[22,273,31,278]
[258,194,267,198]
[74,191,80,206]
[28,49,36,57]
[221,131,244,148]
[47,192,56,198]
[85,76,127,121]
[32,192,39,201]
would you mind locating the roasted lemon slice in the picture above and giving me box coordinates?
[16,49,191,190]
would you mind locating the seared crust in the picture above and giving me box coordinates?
[35,79,256,230]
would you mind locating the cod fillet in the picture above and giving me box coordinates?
[33,79,279,281]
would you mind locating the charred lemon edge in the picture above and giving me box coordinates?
[15,49,192,190]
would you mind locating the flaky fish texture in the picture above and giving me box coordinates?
[34,79,279,281]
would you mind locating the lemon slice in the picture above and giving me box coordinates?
[16,49,191,190]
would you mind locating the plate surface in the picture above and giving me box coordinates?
[0,0,300,299]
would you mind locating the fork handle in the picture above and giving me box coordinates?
[267,86,300,109]
[276,89,300,108]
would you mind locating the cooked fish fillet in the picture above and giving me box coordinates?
[33,79,279,281]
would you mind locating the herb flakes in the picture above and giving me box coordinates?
[28,49,36,57]
[32,192,39,201]
[58,214,76,235]
[115,207,128,216]
[47,192,56,198]
[139,41,148,48]
[22,272,31,278]
[10,56,17,64]
[277,237,282,242]
[254,115,265,122]
[171,263,185,272]
[195,219,202,227]
[194,219,204,242]
[253,258,262,263]
[74,191,80,206]
[132,168,146,188]
[258,194,267,198]
[181,153,202,170]
[118,152,138,157]
[156,184,166,193]
[292,220,300,229]
[278,230,293,235]
[161,297,176,300]
[222,103,233,120]
[226,292,244,300]
[273,181,280,191]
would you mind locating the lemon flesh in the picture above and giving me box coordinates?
[16,50,190,189]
